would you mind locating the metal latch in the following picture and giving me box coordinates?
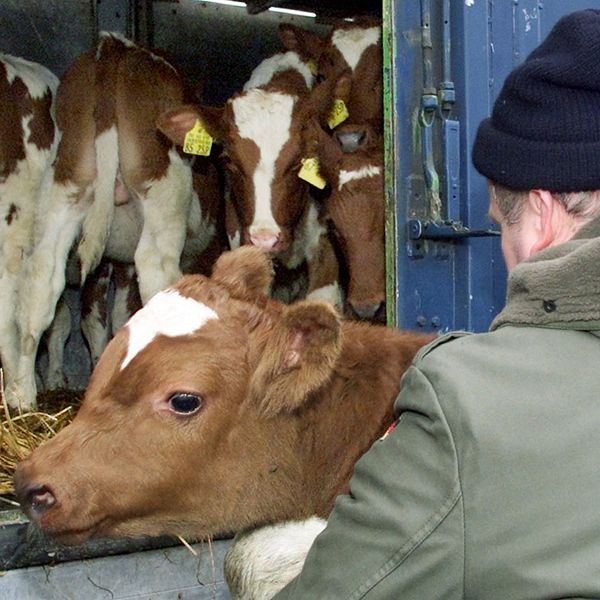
[408,219,500,241]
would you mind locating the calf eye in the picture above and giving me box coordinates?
[168,393,203,415]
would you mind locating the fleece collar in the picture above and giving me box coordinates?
[491,215,600,331]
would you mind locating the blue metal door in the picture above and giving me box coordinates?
[384,0,600,333]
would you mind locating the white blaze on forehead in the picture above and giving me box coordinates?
[232,90,296,234]
[121,289,218,370]
[338,165,382,190]
[331,26,381,71]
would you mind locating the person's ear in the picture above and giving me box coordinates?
[528,189,556,254]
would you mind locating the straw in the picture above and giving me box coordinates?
[0,369,82,499]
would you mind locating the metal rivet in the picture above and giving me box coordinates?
[543,300,556,313]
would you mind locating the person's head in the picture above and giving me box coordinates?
[472,9,600,271]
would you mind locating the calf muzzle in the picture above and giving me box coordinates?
[14,467,58,522]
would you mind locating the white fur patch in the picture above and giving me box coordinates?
[228,230,241,249]
[97,31,178,73]
[225,517,327,600]
[121,289,218,370]
[1,53,58,99]
[306,282,342,311]
[332,26,381,71]
[243,51,314,91]
[232,90,296,236]
[338,165,381,190]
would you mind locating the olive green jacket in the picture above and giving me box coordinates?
[274,217,600,599]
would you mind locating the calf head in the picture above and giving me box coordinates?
[280,21,383,137]
[157,58,344,258]
[304,118,385,321]
[14,247,348,544]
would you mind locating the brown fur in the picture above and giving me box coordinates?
[15,247,433,545]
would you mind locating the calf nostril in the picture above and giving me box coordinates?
[27,485,57,517]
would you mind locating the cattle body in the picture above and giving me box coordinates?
[7,33,202,409]
[0,53,59,401]
[157,49,343,307]
[14,246,432,552]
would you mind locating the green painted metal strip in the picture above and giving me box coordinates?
[382,0,398,328]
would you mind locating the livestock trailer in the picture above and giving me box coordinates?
[1,0,598,598]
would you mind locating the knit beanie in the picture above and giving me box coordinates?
[472,9,600,192]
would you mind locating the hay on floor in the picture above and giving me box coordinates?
[0,370,82,505]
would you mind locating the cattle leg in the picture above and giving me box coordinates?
[76,127,118,281]
[11,189,90,410]
[0,248,22,395]
[44,296,72,391]
[224,518,326,600]
[132,150,192,303]
[0,164,44,405]
[81,260,113,369]
[111,262,141,332]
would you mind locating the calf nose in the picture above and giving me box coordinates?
[14,469,57,520]
[349,300,386,322]
[250,232,282,252]
[334,129,367,153]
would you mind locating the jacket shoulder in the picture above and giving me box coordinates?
[414,331,473,362]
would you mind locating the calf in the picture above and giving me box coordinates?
[8,32,199,409]
[280,19,383,144]
[157,49,343,307]
[0,53,59,402]
[14,246,432,551]
[303,118,385,321]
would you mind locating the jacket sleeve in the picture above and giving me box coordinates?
[273,365,464,600]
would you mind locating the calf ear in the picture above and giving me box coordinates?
[250,301,342,417]
[211,247,273,302]
[157,104,225,144]
[279,23,325,61]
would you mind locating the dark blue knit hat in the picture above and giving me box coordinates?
[472,9,600,192]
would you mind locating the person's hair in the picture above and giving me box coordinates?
[489,182,600,226]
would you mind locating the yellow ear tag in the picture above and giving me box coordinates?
[183,120,213,156]
[298,157,327,190]
[327,98,349,129]
[307,59,318,76]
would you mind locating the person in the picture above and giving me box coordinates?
[262,8,600,599]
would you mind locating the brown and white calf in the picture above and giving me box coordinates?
[8,33,200,409]
[14,246,432,554]
[157,48,343,307]
[0,53,59,401]
[303,117,385,321]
